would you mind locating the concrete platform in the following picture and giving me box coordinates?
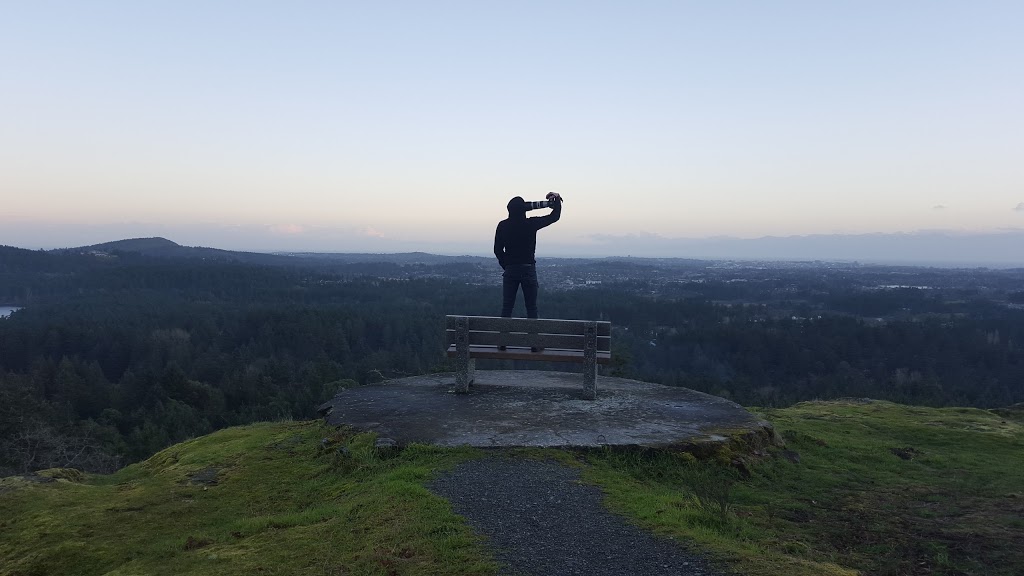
[317,370,774,450]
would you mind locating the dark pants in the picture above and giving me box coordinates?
[501,264,539,318]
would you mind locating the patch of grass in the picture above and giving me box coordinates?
[4,401,1022,576]
[583,400,1024,576]
[0,421,494,576]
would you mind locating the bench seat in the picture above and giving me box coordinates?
[445,315,612,399]
[445,344,612,363]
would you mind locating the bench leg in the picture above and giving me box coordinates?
[456,359,475,393]
[582,321,597,400]
[456,356,475,391]
[455,316,473,393]
[583,359,596,400]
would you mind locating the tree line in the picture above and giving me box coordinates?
[1,245,1022,474]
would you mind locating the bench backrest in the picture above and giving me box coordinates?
[445,315,611,351]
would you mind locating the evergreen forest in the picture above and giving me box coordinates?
[2,243,1022,475]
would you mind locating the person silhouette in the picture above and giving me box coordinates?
[493,192,562,320]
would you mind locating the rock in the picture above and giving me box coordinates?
[374,437,400,458]
[780,450,801,464]
[187,466,220,486]
[185,536,212,550]
[320,370,769,450]
[318,437,339,453]
[36,468,84,482]
[375,437,398,449]
[20,474,56,484]
[890,447,922,460]
[730,457,753,479]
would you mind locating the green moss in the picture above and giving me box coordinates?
[582,400,1024,576]
[0,421,494,576]
[35,468,86,483]
[4,401,1022,576]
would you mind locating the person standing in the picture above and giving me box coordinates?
[494,192,562,319]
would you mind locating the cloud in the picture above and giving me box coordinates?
[932,205,946,210]
[1015,203,1024,212]
[589,232,665,243]
[269,224,305,235]
[362,226,385,238]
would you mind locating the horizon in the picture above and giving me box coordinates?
[3,2,1022,259]
[6,230,1024,269]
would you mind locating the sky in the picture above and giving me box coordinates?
[2,1,1023,259]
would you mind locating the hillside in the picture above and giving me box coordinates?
[2,401,1021,576]
[83,237,184,253]
[75,237,301,266]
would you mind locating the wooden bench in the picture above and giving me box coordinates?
[445,315,612,400]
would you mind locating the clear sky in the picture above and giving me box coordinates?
[2,1,1022,257]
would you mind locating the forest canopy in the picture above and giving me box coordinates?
[2,244,1022,474]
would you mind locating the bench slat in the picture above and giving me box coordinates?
[445,330,611,351]
[445,315,611,336]
[447,344,612,364]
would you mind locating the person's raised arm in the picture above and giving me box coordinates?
[531,194,562,230]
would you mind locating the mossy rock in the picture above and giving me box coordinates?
[990,403,1024,422]
[36,468,85,483]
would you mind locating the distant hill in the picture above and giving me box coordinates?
[64,239,498,268]
[282,250,492,265]
[71,237,300,266]
[62,239,693,268]
[2,238,501,286]
[82,237,182,253]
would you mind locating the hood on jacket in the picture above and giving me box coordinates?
[507,196,527,219]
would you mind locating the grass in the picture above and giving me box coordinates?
[3,401,1022,576]
[0,421,493,576]
[582,399,1024,576]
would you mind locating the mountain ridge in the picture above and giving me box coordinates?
[66,237,300,266]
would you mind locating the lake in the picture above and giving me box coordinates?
[0,306,22,318]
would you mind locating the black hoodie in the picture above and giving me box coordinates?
[493,196,561,268]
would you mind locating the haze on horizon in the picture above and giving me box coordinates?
[2,1,1023,262]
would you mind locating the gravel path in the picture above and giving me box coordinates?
[429,457,725,576]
